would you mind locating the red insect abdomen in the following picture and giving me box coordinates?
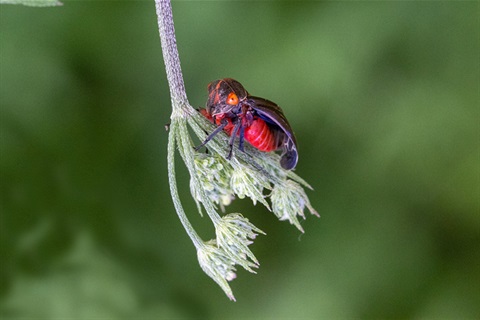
[244,119,277,152]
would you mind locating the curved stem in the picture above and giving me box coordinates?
[176,120,222,225]
[156,0,203,248]
[167,122,203,249]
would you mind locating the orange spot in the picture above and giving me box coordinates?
[226,92,239,105]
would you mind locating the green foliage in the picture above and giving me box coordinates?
[1,1,478,318]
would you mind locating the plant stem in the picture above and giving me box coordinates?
[155,0,188,108]
[167,122,202,249]
[156,0,202,248]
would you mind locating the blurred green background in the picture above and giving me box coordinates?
[1,1,479,319]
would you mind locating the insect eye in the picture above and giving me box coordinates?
[226,92,239,105]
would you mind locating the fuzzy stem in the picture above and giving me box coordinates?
[177,120,222,225]
[155,0,188,108]
[155,1,222,225]
[156,0,203,248]
[167,122,203,248]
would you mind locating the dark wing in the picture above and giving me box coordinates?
[250,96,298,170]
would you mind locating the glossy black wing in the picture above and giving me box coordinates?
[249,96,298,170]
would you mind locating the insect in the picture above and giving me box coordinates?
[196,78,298,170]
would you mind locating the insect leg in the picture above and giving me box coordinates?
[238,126,245,152]
[194,118,229,151]
[227,120,242,160]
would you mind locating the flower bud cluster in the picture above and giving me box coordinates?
[191,153,234,209]
[169,109,318,300]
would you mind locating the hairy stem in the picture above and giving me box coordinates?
[156,0,202,248]
[167,121,202,248]
[155,0,188,108]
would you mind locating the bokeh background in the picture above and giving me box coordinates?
[1,1,479,319]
